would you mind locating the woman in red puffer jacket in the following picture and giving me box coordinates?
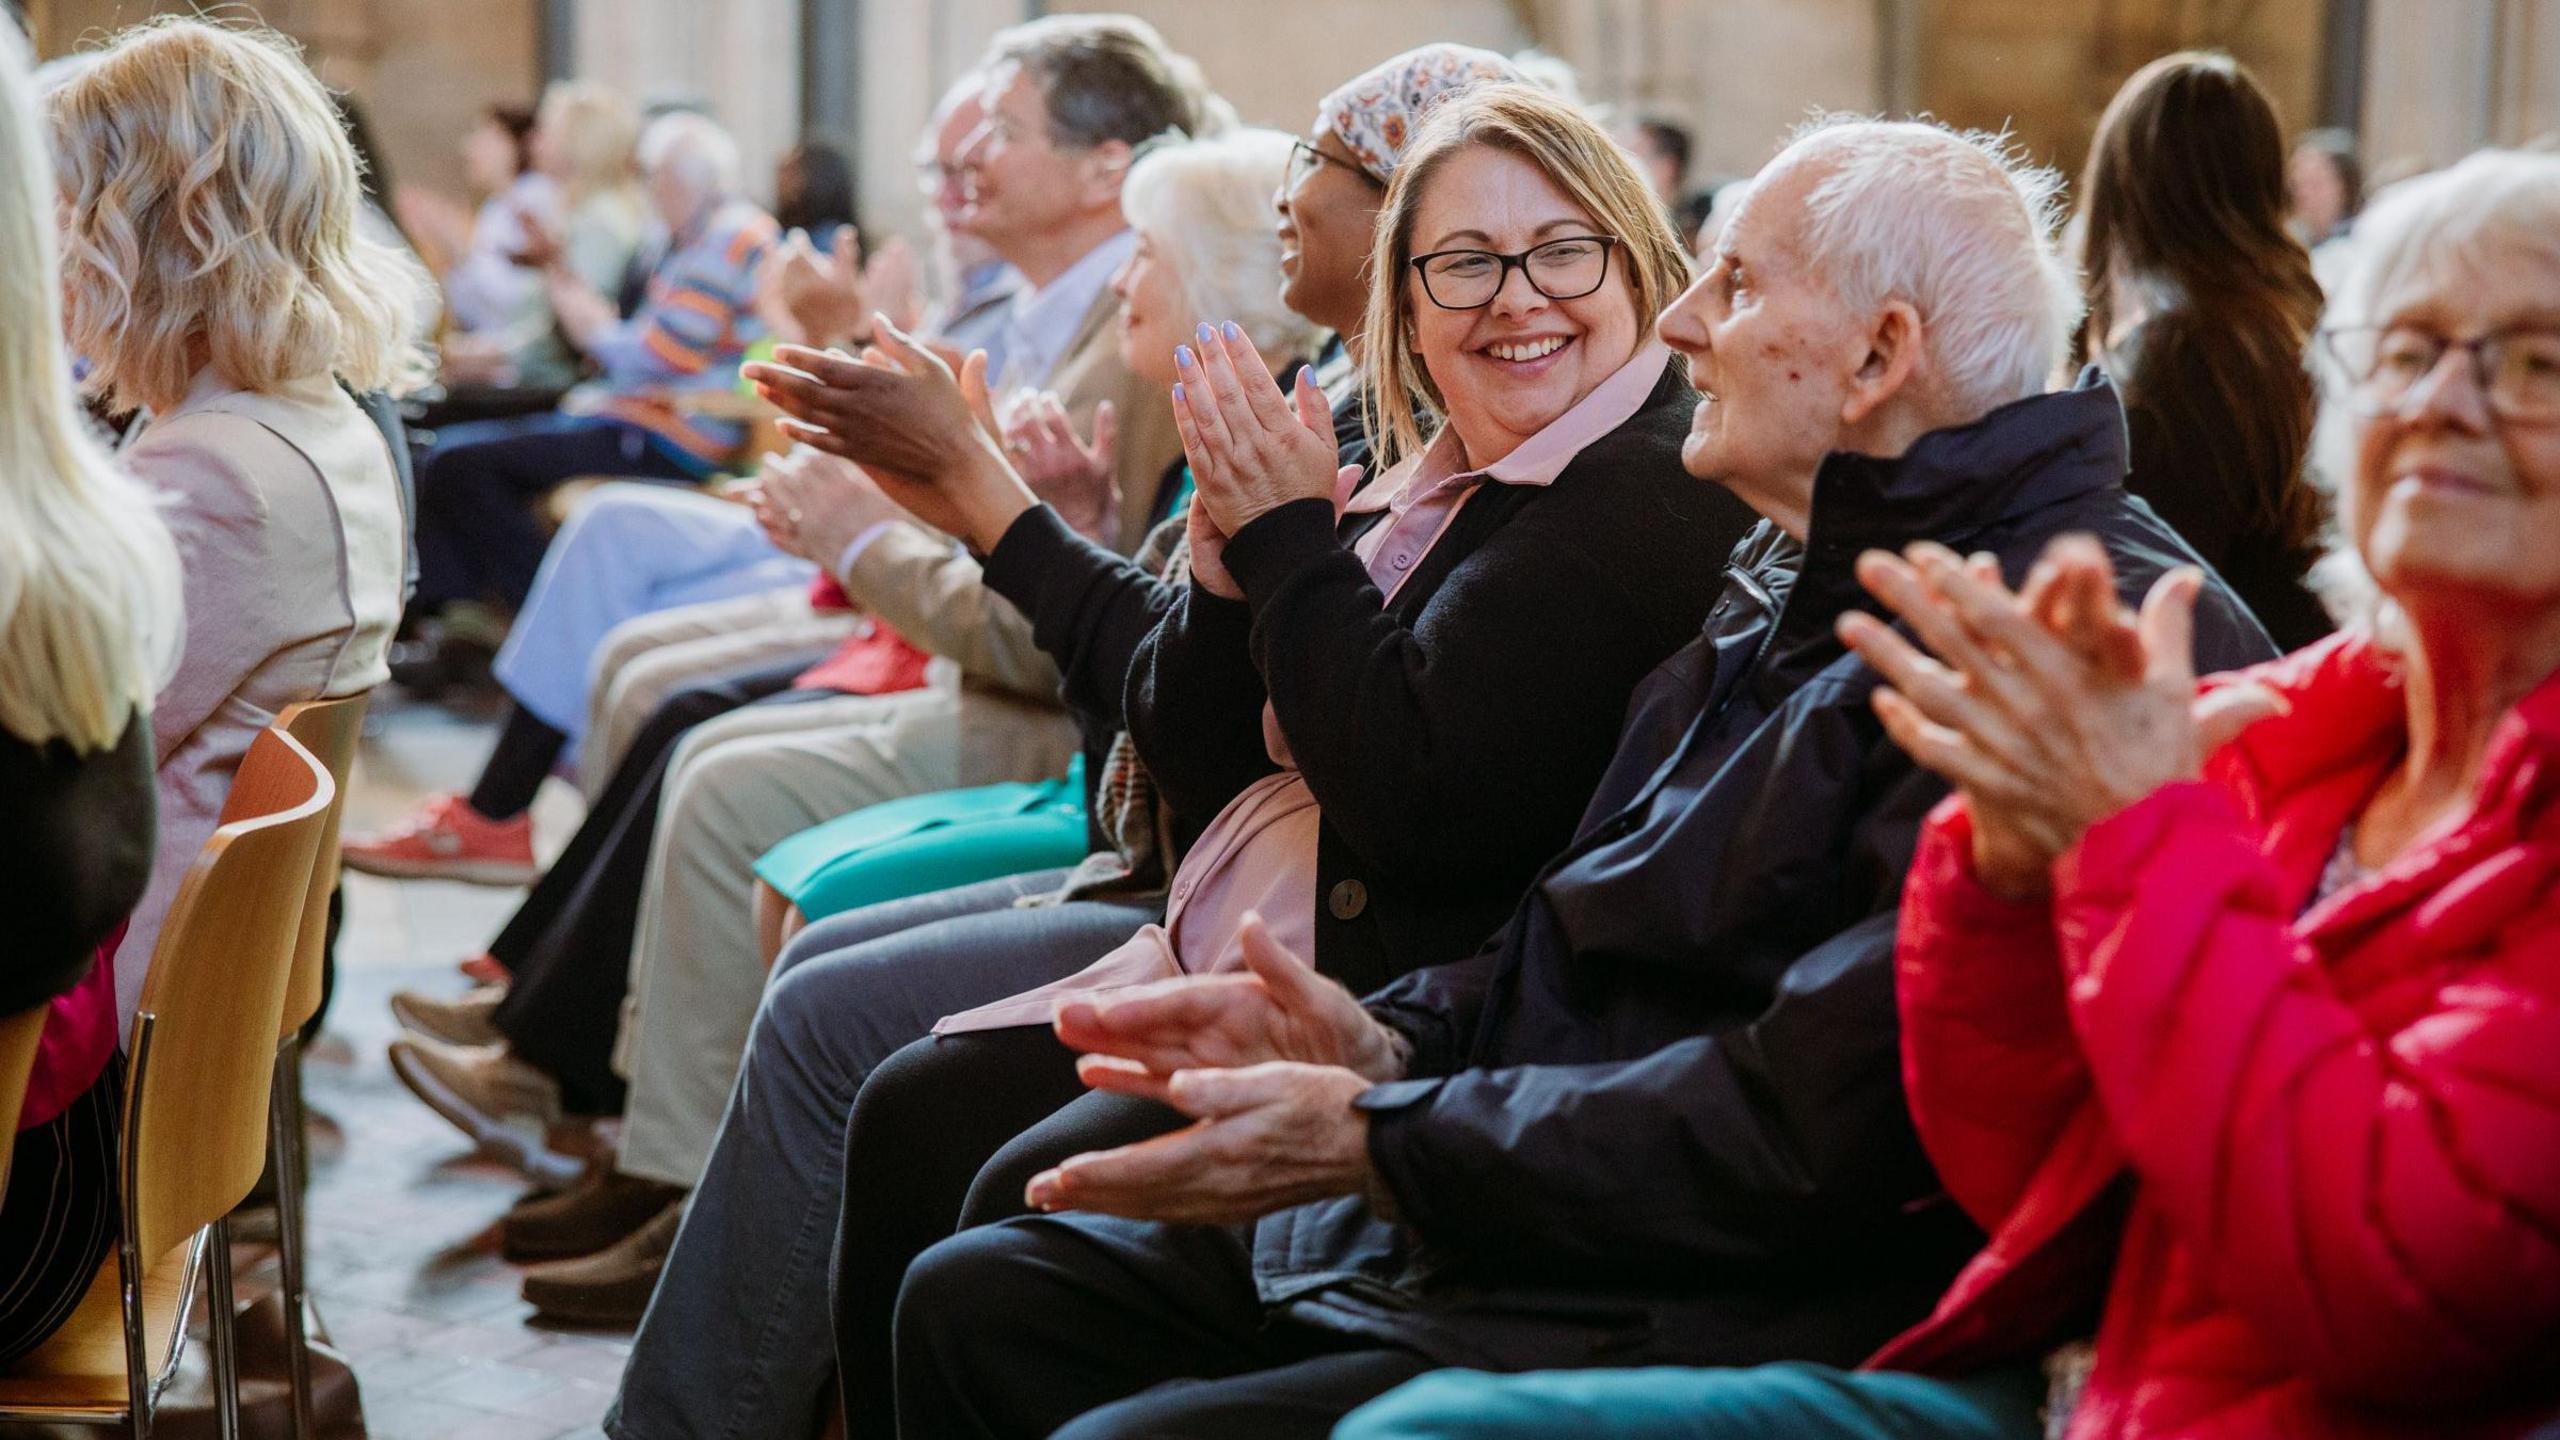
[1850,146,2560,1438]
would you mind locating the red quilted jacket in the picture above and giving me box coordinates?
[1872,633,2560,1437]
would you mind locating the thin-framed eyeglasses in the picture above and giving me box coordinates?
[1407,234,1620,311]
[2316,323,2560,423]
[1287,138,1384,193]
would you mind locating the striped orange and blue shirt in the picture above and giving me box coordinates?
[591,198,779,474]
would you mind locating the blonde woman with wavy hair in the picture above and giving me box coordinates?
[531,79,643,291]
[0,21,180,1364]
[49,15,419,1027]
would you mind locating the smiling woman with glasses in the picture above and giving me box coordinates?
[2317,321,2560,420]
[1409,232,1620,309]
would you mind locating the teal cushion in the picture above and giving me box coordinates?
[754,759,1089,923]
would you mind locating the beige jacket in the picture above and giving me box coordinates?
[117,370,406,1025]
[840,281,1182,788]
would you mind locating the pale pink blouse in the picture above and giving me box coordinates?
[936,342,1673,1034]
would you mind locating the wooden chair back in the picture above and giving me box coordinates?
[267,695,370,1039]
[126,726,332,1264]
[0,1006,49,1200]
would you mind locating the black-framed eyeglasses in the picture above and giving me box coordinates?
[2316,323,2560,423]
[1407,235,1619,311]
[1287,138,1383,192]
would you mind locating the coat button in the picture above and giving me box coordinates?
[1327,879,1368,920]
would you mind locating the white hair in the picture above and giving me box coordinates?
[2307,148,2560,637]
[1781,116,2083,417]
[638,110,741,199]
[0,23,180,751]
[1121,128,1321,365]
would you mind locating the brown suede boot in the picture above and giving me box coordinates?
[501,1168,687,1263]
[519,1199,685,1328]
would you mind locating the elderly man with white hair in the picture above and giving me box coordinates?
[887,115,2282,1440]
[407,108,779,622]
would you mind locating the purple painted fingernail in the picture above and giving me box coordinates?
[1196,322,1215,345]
[1176,345,1196,370]
[1172,381,1186,404]
[1222,320,1243,342]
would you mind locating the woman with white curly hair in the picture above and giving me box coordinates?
[50,15,424,1019]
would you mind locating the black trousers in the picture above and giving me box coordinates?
[412,413,693,614]
[492,653,831,1112]
[0,1052,123,1365]
[894,1211,1433,1440]
[830,1027,1183,1438]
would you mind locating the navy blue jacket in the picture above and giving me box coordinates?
[1252,373,2282,1372]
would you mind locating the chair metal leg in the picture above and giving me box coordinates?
[269,1039,317,1440]
[206,1216,241,1440]
[122,1013,159,1440]
[119,1228,151,1440]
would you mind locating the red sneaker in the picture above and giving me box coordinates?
[342,792,538,886]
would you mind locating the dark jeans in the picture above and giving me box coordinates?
[412,413,692,614]
[493,654,830,1112]
[835,1031,1184,1438]
[896,1213,1437,1440]
[604,876,1158,1440]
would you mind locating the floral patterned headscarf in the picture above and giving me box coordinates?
[1317,44,1522,184]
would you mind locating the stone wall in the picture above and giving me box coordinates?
[1909,0,2329,180]
[28,0,541,201]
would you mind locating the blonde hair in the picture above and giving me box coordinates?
[538,80,639,206]
[1359,83,1692,467]
[0,23,180,752]
[49,16,429,416]
[1121,128,1321,366]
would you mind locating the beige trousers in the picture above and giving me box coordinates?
[580,589,857,799]
[611,681,973,1187]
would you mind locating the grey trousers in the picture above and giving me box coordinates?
[605,869,1155,1440]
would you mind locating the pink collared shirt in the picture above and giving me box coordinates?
[935,341,1674,1034]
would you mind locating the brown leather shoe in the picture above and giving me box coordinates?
[501,1169,687,1263]
[519,1199,684,1327]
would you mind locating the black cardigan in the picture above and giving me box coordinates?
[1121,364,1759,993]
[979,363,1365,857]
[1,715,156,1014]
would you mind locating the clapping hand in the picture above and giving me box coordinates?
[744,444,913,571]
[546,268,619,351]
[1002,394,1120,546]
[1172,321,1363,538]
[755,228,924,350]
[745,319,1028,548]
[1836,535,2284,898]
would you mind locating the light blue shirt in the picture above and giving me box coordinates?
[992,228,1137,394]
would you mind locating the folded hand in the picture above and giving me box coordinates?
[1025,1061,1375,1223]
[1051,914,1406,1097]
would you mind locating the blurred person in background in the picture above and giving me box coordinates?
[402,109,776,634]
[774,137,859,251]
[2287,125,2362,246]
[2078,52,2333,650]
